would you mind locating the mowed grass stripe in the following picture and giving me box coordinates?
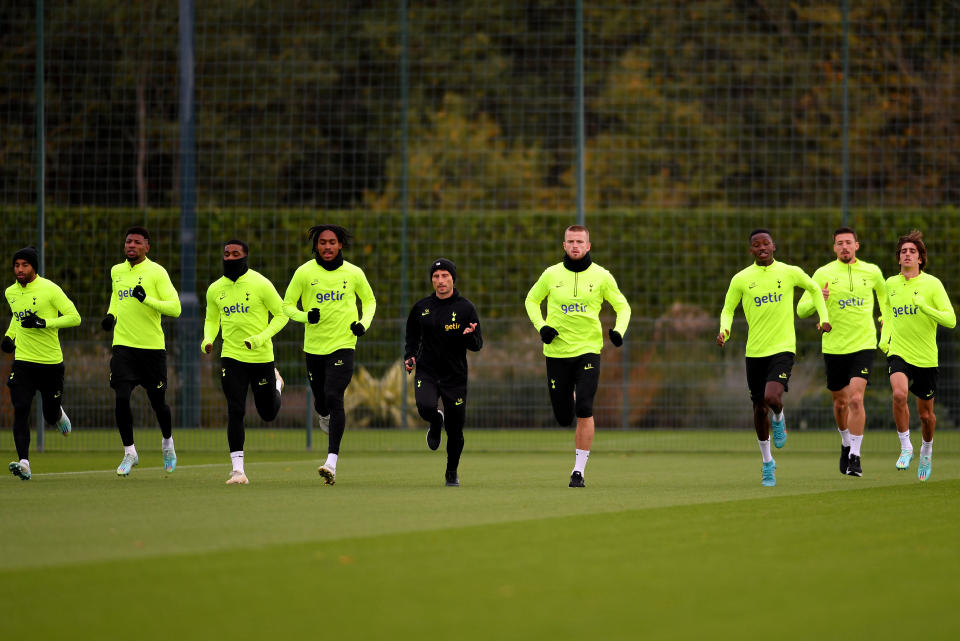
[3,480,958,641]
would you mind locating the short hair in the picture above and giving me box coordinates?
[834,227,858,241]
[224,239,249,256]
[308,224,352,250]
[896,229,927,271]
[125,225,150,241]
[749,228,772,241]
[564,224,589,240]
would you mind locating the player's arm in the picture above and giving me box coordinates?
[524,272,550,330]
[403,302,423,369]
[44,286,81,329]
[142,269,182,318]
[245,279,289,349]
[105,267,119,319]
[462,301,482,352]
[878,278,893,354]
[796,267,830,330]
[2,314,16,352]
[201,285,221,354]
[717,277,742,346]
[602,273,631,340]
[796,267,825,319]
[354,270,376,332]
[282,268,309,324]
[872,267,890,328]
[915,280,956,329]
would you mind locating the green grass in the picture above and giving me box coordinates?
[3,442,959,640]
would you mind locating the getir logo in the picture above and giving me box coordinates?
[838,297,865,309]
[223,304,250,317]
[892,305,919,318]
[561,303,587,314]
[316,290,345,304]
[753,292,782,307]
[117,288,138,301]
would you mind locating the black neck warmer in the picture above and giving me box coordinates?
[563,251,592,272]
[316,250,345,271]
[223,256,249,281]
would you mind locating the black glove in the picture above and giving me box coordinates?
[101,313,116,331]
[131,285,147,303]
[21,311,46,329]
[1,336,14,353]
[350,322,365,337]
[307,307,320,324]
[539,325,558,344]
[609,329,623,347]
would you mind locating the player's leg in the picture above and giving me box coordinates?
[414,374,443,450]
[888,358,913,469]
[765,352,793,449]
[317,349,354,484]
[746,356,776,487]
[35,362,71,436]
[545,357,575,426]
[843,376,868,477]
[306,353,330,433]
[142,350,174,472]
[570,353,601,487]
[825,354,851,473]
[7,362,36,480]
[913,366,938,482]
[438,385,466,486]
[250,361,282,423]
[111,350,140,475]
[221,358,251,484]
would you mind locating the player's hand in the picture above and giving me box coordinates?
[608,329,623,347]
[821,282,830,301]
[350,322,365,337]
[463,322,477,335]
[244,334,264,350]
[1,336,14,353]
[912,291,926,309]
[716,329,729,347]
[200,339,213,354]
[404,357,416,372]
[307,307,320,324]
[539,325,558,344]
[878,337,890,355]
[817,322,832,333]
[131,285,147,303]
[20,311,46,329]
[101,313,116,331]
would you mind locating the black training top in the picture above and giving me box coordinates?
[404,289,482,382]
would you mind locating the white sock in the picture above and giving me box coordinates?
[162,436,174,451]
[325,453,339,470]
[839,428,851,447]
[124,445,137,458]
[920,439,933,458]
[772,410,784,423]
[898,430,913,452]
[276,378,283,394]
[573,448,590,474]
[20,458,29,467]
[230,451,244,473]
[758,439,773,463]
[849,434,863,457]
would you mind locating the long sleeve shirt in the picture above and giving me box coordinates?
[879,272,956,367]
[404,289,482,383]
[203,269,288,363]
[106,257,181,350]
[4,277,81,364]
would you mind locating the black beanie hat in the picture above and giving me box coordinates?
[12,247,39,273]
[429,258,457,282]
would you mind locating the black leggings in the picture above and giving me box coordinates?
[7,361,64,460]
[414,373,466,472]
[114,382,172,446]
[220,358,282,452]
[545,353,601,426]
[306,349,354,455]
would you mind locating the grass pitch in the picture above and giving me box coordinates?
[2,444,959,641]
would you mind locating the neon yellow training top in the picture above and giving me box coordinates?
[282,258,376,356]
[525,261,631,358]
[203,269,289,363]
[106,257,182,350]
[719,259,828,357]
[797,258,888,354]
[879,272,956,367]
[4,276,81,364]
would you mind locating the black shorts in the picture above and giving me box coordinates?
[110,345,168,391]
[7,360,64,401]
[745,352,794,403]
[887,355,938,400]
[823,349,875,392]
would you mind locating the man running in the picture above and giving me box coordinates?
[525,224,631,488]
[404,258,483,487]
[202,239,288,485]
[797,227,887,477]
[102,226,182,476]
[283,224,376,485]
[4,247,80,480]
[717,228,831,487]
[878,230,955,482]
